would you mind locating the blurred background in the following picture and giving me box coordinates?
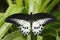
[0,0,60,40]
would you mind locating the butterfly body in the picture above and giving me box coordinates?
[5,13,56,35]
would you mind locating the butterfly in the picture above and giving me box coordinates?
[5,13,56,35]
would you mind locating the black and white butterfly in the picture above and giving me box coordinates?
[5,13,56,35]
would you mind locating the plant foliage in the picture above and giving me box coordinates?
[0,0,60,40]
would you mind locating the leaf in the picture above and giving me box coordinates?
[0,13,4,19]
[44,20,60,32]
[39,0,51,12]
[42,35,56,40]
[2,30,27,40]
[0,0,60,40]
[53,9,60,20]
[7,0,14,6]
[15,0,23,7]
[0,0,24,39]
[45,0,60,13]
[33,0,42,13]
[0,23,12,39]
[42,28,57,37]
[37,36,43,40]
[42,28,58,40]
[58,32,60,40]
[0,5,16,27]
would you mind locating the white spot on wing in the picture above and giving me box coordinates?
[32,18,52,35]
[32,21,43,35]
[11,19,30,35]
[11,18,52,35]
[38,18,52,24]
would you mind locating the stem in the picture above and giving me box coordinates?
[29,0,34,14]
[31,32,37,40]
[30,25,37,40]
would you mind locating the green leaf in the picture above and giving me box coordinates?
[45,0,60,13]
[43,20,60,31]
[0,1,24,39]
[2,30,27,40]
[15,0,23,7]
[0,5,23,27]
[42,28,57,37]
[53,9,60,20]
[33,0,42,13]
[25,0,29,13]
[43,35,56,40]
[42,28,58,40]
[39,0,51,12]
[0,13,4,19]
[0,23,12,39]
[7,0,14,6]
[0,5,16,27]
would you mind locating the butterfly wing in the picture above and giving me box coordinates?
[32,13,57,35]
[5,13,30,35]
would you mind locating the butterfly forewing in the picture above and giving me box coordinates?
[5,14,31,35]
[32,13,56,35]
